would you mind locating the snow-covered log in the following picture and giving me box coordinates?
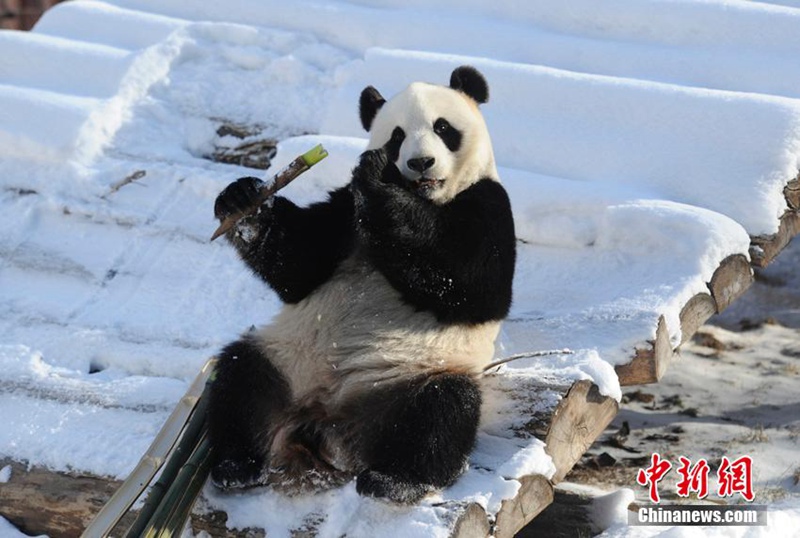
[751,175,800,267]
[616,254,754,386]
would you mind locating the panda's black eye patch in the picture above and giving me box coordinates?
[433,118,462,152]
[433,118,451,134]
[385,127,405,162]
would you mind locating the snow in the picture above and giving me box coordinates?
[591,488,638,533]
[0,517,43,538]
[0,465,10,484]
[0,0,799,536]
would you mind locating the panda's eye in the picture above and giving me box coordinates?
[433,118,451,134]
[433,118,462,151]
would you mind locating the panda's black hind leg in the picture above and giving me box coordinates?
[355,372,481,504]
[206,336,291,489]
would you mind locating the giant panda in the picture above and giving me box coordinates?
[207,66,516,504]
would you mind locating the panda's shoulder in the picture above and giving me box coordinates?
[454,178,512,210]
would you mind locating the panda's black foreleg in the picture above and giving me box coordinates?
[206,336,291,489]
[355,372,481,504]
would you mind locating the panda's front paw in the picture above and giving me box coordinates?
[352,149,403,191]
[356,470,434,504]
[352,149,387,188]
[214,176,267,221]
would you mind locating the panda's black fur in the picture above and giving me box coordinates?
[207,66,516,504]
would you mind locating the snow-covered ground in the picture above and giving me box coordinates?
[1,0,799,536]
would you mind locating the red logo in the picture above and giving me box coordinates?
[636,453,672,503]
[717,456,754,502]
[676,456,710,499]
[636,454,754,503]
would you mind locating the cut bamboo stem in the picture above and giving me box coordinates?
[162,434,214,537]
[142,433,213,538]
[210,144,329,242]
[79,358,216,538]
[124,379,213,537]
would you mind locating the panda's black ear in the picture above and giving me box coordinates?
[359,86,386,132]
[449,66,489,104]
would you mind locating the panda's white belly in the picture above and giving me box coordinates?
[255,254,499,400]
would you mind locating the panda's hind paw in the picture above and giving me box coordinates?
[356,470,434,504]
[210,456,266,490]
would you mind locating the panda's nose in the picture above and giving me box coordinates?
[407,157,436,173]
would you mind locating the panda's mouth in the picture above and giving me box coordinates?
[409,177,445,192]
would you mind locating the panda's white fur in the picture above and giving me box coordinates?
[256,256,501,404]
[207,66,516,504]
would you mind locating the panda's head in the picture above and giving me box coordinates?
[359,66,498,204]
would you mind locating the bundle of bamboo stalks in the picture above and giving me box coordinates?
[81,358,216,538]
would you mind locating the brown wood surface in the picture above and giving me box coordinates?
[451,503,491,538]
[750,174,800,267]
[544,380,619,484]
[784,176,800,210]
[0,458,262,537]
[615,316,672,386]
[709,254,753,312]
[0,458,121,538]
[492,474,553,538]
[679,293,717,345]
[751,209,800,267]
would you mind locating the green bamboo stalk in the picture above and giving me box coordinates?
[125,378,213,537]
[81,358,216,538]
[163,434,214,537]
[142,433,213,538]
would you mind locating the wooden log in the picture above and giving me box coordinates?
[708,254,753,312]
[615,316,672,386]
[515,488,595,538]
[544,380,619,484]
[784,176,800,210]
[679,293,717,345]
[451,503,491,538]
[0,459,261,538]
[751,209,800,267]
[492,474,553,538]
[0,458,122,538]
[750,174,800,267]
